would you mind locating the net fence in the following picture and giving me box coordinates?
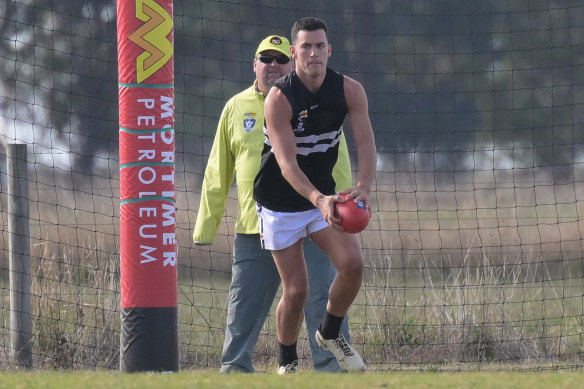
[1,0,584,371]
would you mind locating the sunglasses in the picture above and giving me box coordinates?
[257,54,290,65]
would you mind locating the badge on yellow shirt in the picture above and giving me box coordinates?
[243,113,256,132]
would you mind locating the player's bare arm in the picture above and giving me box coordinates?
[344,76,377,206]
[265,87,342,229]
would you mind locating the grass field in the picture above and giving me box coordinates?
[0,370,583,389]
[3,265,584,370]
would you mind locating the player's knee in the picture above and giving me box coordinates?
[284,285,309,308]
[339,258,364,279]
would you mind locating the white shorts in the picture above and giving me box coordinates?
[256,204,329,250]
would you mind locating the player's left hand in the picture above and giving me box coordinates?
[339,184,370,208]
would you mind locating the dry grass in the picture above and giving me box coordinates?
[2,236,583,371]
[354,247,584,369]
[1,174,583,371]
[29,240,120,370]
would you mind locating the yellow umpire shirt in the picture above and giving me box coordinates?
[193,81,353,244]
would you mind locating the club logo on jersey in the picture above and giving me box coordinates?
[129,0,173,83]
[243,112,257,132]
[295,110,308,133]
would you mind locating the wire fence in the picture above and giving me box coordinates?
[1,0,584,371]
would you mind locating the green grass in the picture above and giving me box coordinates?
[0,371,583,389]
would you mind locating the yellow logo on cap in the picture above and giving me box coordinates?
[129,0,173,83]
[270,37,282,45]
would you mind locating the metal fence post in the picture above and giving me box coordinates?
[7,143,33,369]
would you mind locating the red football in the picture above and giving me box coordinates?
[334,194,370,233]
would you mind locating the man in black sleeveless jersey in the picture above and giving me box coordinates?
[253,17,377,373]
[195,35,352,374]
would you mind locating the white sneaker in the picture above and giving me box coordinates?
[316,330,365,372]
[277,360,299,375]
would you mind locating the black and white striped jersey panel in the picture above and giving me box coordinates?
[263,126,342,156]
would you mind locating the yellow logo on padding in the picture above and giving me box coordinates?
[129,0,173,83]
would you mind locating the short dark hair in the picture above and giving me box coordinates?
[291,17,328,44]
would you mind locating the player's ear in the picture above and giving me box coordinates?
[290,45,296,59]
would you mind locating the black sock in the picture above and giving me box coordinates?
[278,342,298,366]
[320,311,345,340]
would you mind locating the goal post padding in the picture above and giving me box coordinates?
[117,0,178,372]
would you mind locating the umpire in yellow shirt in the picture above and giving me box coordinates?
[193,35,352,373]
